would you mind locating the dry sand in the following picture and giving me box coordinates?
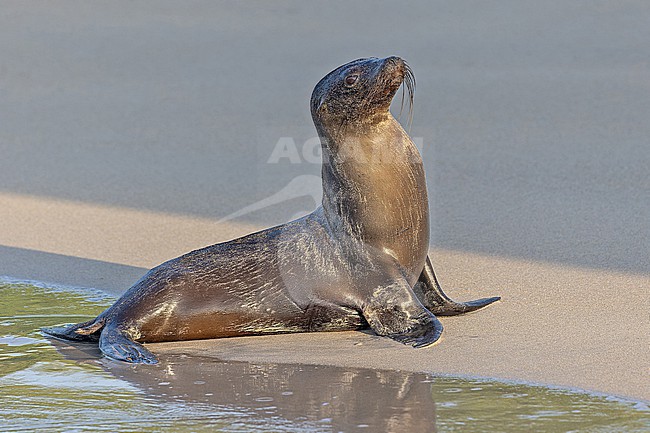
[1,2,648,401]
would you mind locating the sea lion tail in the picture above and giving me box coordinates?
[41,316,106,342]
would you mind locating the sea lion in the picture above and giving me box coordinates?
[43,56,500,364]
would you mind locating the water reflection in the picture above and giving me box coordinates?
[54,341,438,432]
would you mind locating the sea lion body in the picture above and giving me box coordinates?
[43,57,499,363]
[109,210,364,343]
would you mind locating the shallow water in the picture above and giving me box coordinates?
[1,280,648,432]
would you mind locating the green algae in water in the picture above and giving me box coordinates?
[0,280,648,432]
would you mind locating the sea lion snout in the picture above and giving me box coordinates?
[381,56,405,74]
[375,56,408,96]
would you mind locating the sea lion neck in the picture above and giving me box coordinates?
[313,109,392,154]
[319,114,429,250]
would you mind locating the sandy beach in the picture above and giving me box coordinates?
[1,2,648,401]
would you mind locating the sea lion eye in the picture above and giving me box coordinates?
[345,74,359,86]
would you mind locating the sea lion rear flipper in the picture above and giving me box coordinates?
[41,317,105,342]
[99,327,158,365]
[414,256,501,316]
[363,281,444,348]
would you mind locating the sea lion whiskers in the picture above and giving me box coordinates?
[402,62,416,132]
[398,82,406,120]
[397,62,415,126]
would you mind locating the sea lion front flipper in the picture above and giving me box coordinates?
[99,327,158,365]
[363,281,444,348]
[386,313,444,348]
[414,256,501,316]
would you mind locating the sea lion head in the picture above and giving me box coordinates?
[310,56,415,132]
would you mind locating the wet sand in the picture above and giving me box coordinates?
[1,2,648,401]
